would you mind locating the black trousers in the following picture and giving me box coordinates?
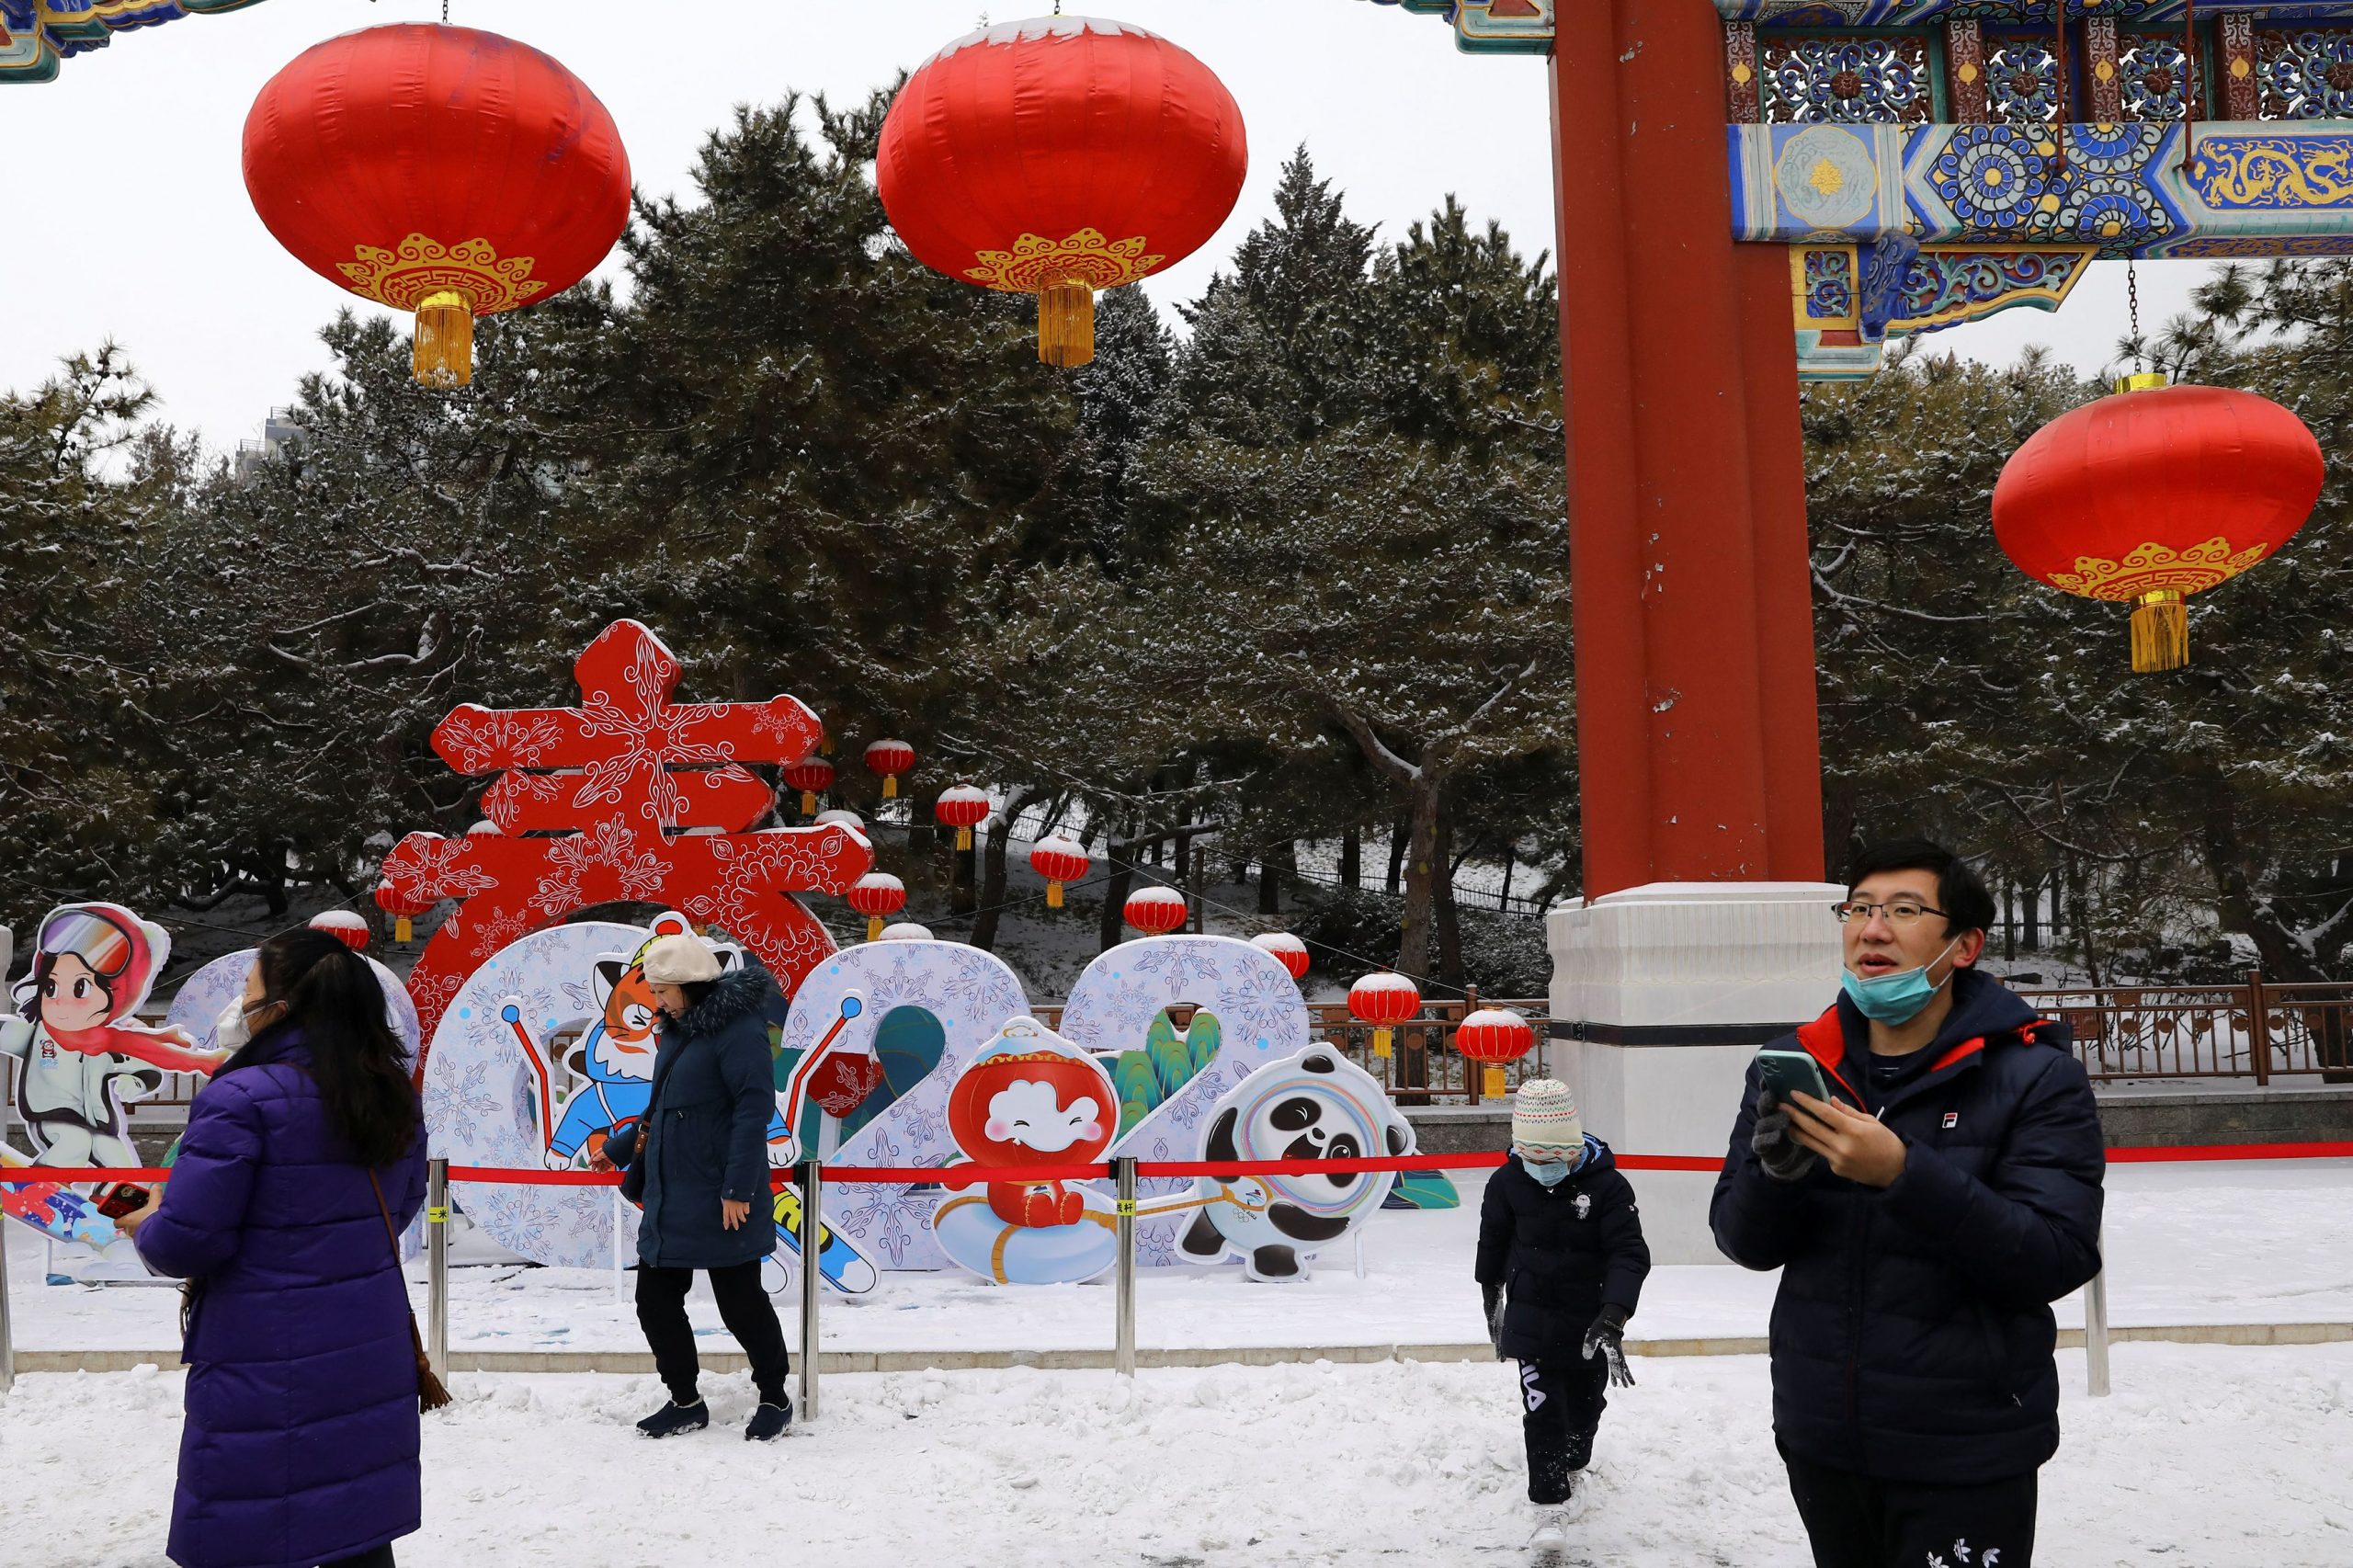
[1517,1358,1610,1505]
[1782,1445,2040,1568]
[636,1259,791,1405]
[320,1548,394,1568]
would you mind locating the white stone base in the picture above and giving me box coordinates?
[1547,881,1847,1265]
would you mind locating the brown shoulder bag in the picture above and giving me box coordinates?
[369,1168,453,1413]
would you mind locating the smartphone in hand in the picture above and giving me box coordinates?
[1755,1049,1832,1107]
[94,1183,151,1221]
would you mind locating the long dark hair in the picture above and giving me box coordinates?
[228,928,419,1166]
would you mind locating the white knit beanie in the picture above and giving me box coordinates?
[641,934,722,985]
[1511,1078,1583,1154]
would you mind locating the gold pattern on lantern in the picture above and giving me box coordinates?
[2049,537,2273,600]
[338,234,548,313]
[966,229,1165,292]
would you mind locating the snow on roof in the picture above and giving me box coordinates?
[928,16,1159,64]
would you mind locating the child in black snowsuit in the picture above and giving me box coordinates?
[1475,1077,1651,1534]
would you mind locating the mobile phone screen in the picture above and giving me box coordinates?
[1755,1049,1831,1106]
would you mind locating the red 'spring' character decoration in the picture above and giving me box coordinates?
[378,620,872,1058]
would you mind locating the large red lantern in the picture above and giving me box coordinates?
[1029,835,1090,909]
[243,25,631,390]
[847,872,908,943]
[865,739,915,801]
[783,757,836,815]
[1123,886,1188,937]
[936,784,993,852]
[1251,932,1312,983]
[1349,972,1421,1061]
[373,876,435,947]
[877,17,1247,368]
[1994,376,2324,673]
[1456,1007,1536,1101]
[310,911,371,952]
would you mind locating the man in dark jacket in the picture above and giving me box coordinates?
[606,935,794,1441]
[1476,1077,1650,1544]
[1711,839,2105,1568]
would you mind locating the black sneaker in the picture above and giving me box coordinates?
[745,1398,793,1442]
[635,1399,709,1438]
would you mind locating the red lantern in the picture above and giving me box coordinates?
[847,872,907,943]
[1251,932,1311,983]
[310,911,371,952]
[243,25,631,389]
[1029,835,1090,909]
[784,757,836,815]
[373,876,436,947]
[1349,971,1421,1060]
[1994,376,2324,673]
[936,784,992,852]
[1456,1007,1536,1100]
[1123,886,1188,937]
[877,17,1247,368]
[864,739,915,801]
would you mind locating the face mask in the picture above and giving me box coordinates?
[215,999,254,1052]
[1840,937,1962,1026]
[1521,1154,1572,1187]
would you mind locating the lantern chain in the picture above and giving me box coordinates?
[2129,259,2143,374]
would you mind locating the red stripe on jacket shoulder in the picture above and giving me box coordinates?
[1794,1007,1864,1105]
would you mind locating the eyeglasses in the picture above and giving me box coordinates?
[1832,899,1949,926]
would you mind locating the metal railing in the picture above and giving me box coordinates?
[2017,971,2353,1085]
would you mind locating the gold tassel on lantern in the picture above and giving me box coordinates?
[1047,881,1065,910]
[882,776,899,801]
[395,915,415,946]
[1038,279,1096,369]
[2131,589,2189,674]
[413,291,474,389]
[1483,1065,1507,1100]
[1373,1028,1393,1060]
[957,826,974,851]
[801,790,819,814]
[867,915,884,942]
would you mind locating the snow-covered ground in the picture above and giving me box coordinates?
[2,1344,2345,1566]
[11,1161,2350,1357]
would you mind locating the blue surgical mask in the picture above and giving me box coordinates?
[1521,1154,1572,1187]
[1840,937,1961,1026]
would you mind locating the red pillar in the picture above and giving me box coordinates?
[1552,0,1825,898]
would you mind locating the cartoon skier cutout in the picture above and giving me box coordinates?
[0,904,226,1170]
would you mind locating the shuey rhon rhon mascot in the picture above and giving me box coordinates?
[1176,1043,1415,1282]
[933,1017,1122,1285]
[1,903,226,1168]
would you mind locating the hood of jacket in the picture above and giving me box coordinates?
[669,964,778,1040]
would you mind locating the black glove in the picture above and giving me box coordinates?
[1581,1304,1634,1388]
[1751,1090,1818,1184]
[1483,1284,1506,1359]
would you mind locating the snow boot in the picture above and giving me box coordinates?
[635,1398,709,1437]
[745,1398,793,1441]
[1530,1504,1569,1551]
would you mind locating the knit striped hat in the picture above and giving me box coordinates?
[1511,1078,1583,1154]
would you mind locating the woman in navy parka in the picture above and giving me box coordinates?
[122,928,428,1568]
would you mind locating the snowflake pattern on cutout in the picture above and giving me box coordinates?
[380,620,872,1051]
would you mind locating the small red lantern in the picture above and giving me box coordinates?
[1349,971,1421,1060]
[1123,886,1188,937]
[1029,835,1090,909]
[1456,1007,1536,1101]
[373,877,435,947]
[936,784,992,851]
[243,25,631,389]
[1251,932,1311,983]
[310,911,371,952]
[864,739,915,801]
[784,757,836,815]
[1994,376,2324,673]
[877,17,1247,368]
[847,871,907,942]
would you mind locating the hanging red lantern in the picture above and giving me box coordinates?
[1456,1007,1536,1101]
[243,24,631,390]
[847,872,907,942]
[1994,376,2324,673]
[1349,971,1421,1061]
[877,17,1248,368]
[783,757,836,815]
[935,784,992,852]
[1251,932,1311,983]
[1123,886,1188,937]
[373,876,435,947]
[310,911,372,952]
[1029,835,1090,909]
[864,739,915,801]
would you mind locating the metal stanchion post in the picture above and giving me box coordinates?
[611,1188,628,1306]
[1114,1157,1138,1379]
[0,1191,16,1396]
[2085,1230,2111,1398]
[798,1163,822,1419]
[426,1158,449,1381]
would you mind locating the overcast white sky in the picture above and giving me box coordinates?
[6,0,2211,449]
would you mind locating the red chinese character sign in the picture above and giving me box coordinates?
[380,620,873,1050]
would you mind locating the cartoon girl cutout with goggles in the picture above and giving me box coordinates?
[1,903,228,1168]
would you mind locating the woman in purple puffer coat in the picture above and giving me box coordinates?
[119,927,428,1568]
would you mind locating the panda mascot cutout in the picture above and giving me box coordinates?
[1175,1044,1415,1282]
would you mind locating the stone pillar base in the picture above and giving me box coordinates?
[1547,881,1846,1264]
